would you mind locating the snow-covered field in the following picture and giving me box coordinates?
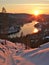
[0,39,49,65]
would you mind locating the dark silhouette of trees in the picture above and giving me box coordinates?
[2,7,6,13]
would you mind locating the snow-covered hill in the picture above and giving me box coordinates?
[0,39,49,65]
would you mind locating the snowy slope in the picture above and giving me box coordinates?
[0,39,49,65]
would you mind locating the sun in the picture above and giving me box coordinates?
[33,10,40,16]
[34,10,39,16]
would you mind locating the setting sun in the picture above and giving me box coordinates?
[33,10,42,16]
[34,10,40,16]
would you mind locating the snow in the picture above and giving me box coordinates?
[0,39,49,65]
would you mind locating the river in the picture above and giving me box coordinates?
[9,21,39,38]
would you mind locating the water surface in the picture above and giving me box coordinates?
[9,21,39,38]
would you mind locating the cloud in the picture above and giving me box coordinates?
[0,0,49,4]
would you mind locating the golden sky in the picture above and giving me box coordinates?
[0,0,49,14]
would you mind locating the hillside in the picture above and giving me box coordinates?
[0,13,34,36]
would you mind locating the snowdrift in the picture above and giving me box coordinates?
[0,39,49,65]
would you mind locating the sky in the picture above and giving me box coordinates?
[0,0,49,14]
